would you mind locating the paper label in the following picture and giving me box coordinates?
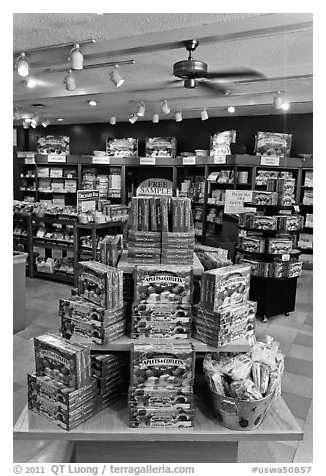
[214,154,227,164]
[140,157,156,165]
[260,156,280,166]
[24,158,35,165]
[294,205,300,212]
[224,190,254,214]
[182,156,196,166]
[282,254,290,262]
[48,155,66,163]
[92,156,111,165]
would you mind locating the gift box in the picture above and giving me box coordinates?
[239,236,265,253]
[59,297,125,325]
[267,239,292,254]
[200,264,251,312]
[251,191,278,206]
[61,316,126,345]
[106,138,138,157]
[145,137,177,158]
[129,406,194,428]
[277,215,301,231]
[129,387,193,409]
[254,131,292,157]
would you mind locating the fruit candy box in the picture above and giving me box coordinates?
[129,387,193,409]
[59,297,125,325]
[200,264,251,312]
[250,216,277,231]
[134,265,193,305]
[61,318,126,345]
[239,236,265,253]
[78,261,123,310]
[129,406,194,428]
[267,238,292,254]
[278,215,301,231]
[34,334,92,389]
[132,303,192,319]
[131,322,190,340]
[286,260,303,278]
[251,191,278,206]
[193,301,256,329]
[131,343,195,391]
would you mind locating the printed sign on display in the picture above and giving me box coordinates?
[224,190,254,214]
[260,156,281,166]
[140,157,156,165]
[77,190,100,213]
[92,156,111,165]
[136,178,174,196]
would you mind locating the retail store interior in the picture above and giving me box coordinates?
[13,13,313,464]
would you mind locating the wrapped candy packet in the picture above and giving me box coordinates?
[229,379,263,401]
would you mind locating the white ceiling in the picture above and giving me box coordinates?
[13,12,313,125]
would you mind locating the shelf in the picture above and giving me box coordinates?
[19,189,36,192]
[13,234,27,241]
[33,215,77,225]
[38,190,77,194]
[13,396,302,442]
[299,203,313,207]
[244,203,298,211]
[237,247,301,259]
[33,271,74,284]
[75,220,126,230]
[33,239,74,251]
[238,226,299,235]
[297,247,313,254]
[206,202,225,207]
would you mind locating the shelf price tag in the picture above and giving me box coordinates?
[260,156,280,166]
[214,154,227,164]
[182,156,196,166]
[294,205,300,212]
[48,154,66,163]
[92,156,111,165]
[140,157,156,165]
[282,253,290,262]
[24,157,35,165]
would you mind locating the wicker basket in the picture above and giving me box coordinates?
[208,380,276,431]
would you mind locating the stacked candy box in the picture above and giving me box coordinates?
[200,264,252,312]
[193,301,256,347]
[91,353,127,410]
[61,318,126,345]
[129,343,195,428]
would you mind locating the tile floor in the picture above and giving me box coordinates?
[13,271,313,463]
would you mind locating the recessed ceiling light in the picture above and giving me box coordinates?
[88,100,97,107]
[58,118,64,122]
[227,106,235,113]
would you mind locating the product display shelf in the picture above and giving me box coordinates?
[238,203,303,322]
[14,395,302,463]
[33,270,74,284]
[298,166,313,269]
[13,212,33,277]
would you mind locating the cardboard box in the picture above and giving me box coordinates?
[239,236,265,253]
[129,387,193,409]
[267,238,292,254]
[129,406,194,428]
[61,318,126,345]
[59,297,125,325]
[145,137,177,158]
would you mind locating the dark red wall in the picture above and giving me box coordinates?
[25,113,312,156]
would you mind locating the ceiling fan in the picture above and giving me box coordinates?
[166,39,265,94]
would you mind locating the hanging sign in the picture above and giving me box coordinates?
[136,178,173,196]
[260,156,280,166]
[214,154,227,164]
[48,154,66,163]
[92,156,111,165]
[182,156,196,166]
[224,190,254,214]
[140,157,156,165]
[77,190,100,213]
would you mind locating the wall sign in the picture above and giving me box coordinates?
[92,156,111,165]
[136,178,173,196]
[48,154,66,163]
[224,190,254,214]
[77,190,99,213]
[260,156,280,166]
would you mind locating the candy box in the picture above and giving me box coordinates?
[239,236,265,253]
[78,261,123,310]
[251,216,277,231]
[145,137,177,158]
[161,232,194,249]
[200,264,251,312]
[59,297,125,325]
[267,238,292,254]
[286,260,303,278]
[128,247,161,260]
[251,191,278,206]
[130,343,195,391]
[258,261,270,278]
[269,261,285,279]
[254,131,292,157]
[129,406,194,428]
[128,230,161,246]
[129,387,193,410]
[237,258,259,276]
[134,265,193,305]
[278,215,301,231]
[132,303,192,320]
[34,334,92,389]
[27,373,97,412]
[276,178,295,194]
[62,318,126,345]
[131,322,190,340]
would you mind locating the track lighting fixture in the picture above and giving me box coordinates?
[13,108,21,120]
[200,109,209,121]
[109,116,116,125]
[26,78,36,88]
[109,65,124,88]
[31,121,38,129]
[42,119,50,128]
[273,92,283,110]
[58,118,64,122]
[175,111,182,122]
[16,53,30,77]
[161,100,171,115]
[22,120,30,129]
[64,70,76,91]
[137,102,145,117]
[227,106,235,113]
[282,102,290,111]
[129,114,138,124]
[88,100,97,107]
[70,44,83,70]
[152,113,159,123]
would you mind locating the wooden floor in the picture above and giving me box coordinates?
[13,270,313,463]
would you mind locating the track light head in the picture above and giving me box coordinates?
[109,66,124,87]
[88,100,97,107]
[13,108,21,120]
[137,102,145,117]
[129,114,138,124]
[42,119,50,128]
[184,78,197,89]
[109,116,116,125]
[227,106,235,113]
[64,70,76,91]
[22,120,30,129]
[16,52,30,77]
[175,111,182,122]
[152,113,159,123]
[70,44,83,70]
[200,109,208,121]
[273,92,283,110]
[161,100,171,115]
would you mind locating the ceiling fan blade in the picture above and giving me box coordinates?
[198,81,227,95]
[206,68,265,80]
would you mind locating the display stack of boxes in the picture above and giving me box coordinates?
[193,264,256,347]
[128,342,195,428]
[251,177,296,206]
[131,265,193,340]
[128,197,194,265]
[60,261,126,345]
[27,334,127,430]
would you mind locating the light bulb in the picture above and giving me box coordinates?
[175,111,182,122]
[109,66,124,87]
[88,100,97,107]
[70,44,83,70]
[227,106,235,113]
[58,118,64,122]
[137,102,145,117]
[152,113,159,123]
[201,109,209,121]
[109,116,116,125]
[16,53,30,77]
[282,102,290,111]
